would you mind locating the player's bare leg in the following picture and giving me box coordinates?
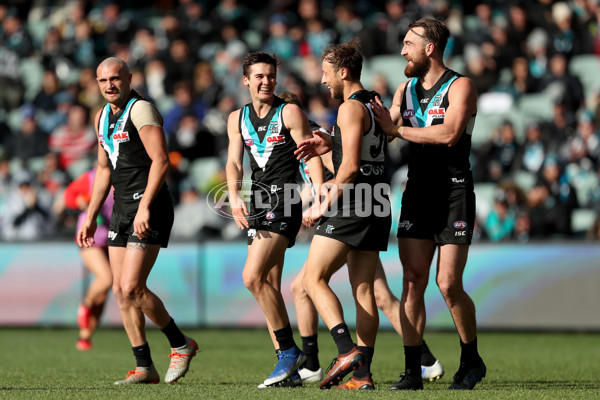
[436,244,485,390]
[374,259,443,381]
[245,231,305,386]
[77,246,112,350]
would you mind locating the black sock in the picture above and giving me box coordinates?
[274,323,296,351]
[421,340,437,366]
[132,342,153,368]
[330,323,354,354]
[460,337,482,366]
[160,318,186,349]
[301,335,320,371]
[404,345,421,376]
[353,346,374,379]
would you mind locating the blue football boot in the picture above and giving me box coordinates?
[262,346,306,386]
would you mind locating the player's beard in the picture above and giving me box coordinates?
[330,79,344,100]
[404,51,431,78]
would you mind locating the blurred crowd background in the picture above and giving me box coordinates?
[2,0,600,244]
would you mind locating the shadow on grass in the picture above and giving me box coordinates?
[489,380,600,390]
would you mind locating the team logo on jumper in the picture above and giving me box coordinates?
[269,122,280,134]
[398,220,413,230]
[112,131,130,143]
[244,138,254,146]
[454,221,467,229]
[403,109,415,118]
[279,222,288,231]
[266,211,275,220]
[428,108,446,119]
[271,185,280,193]
[325,225,335,234]
[431,94,443,107]
[108,230,118,241]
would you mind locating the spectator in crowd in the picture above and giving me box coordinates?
[0,44,23,111]
[380,0,411,54]
[463,43,499,94]
[33,69,63,114]
[564,109,600,166]
[484,188,516,242]
[162,39,197,95]
[37,151,69,198]
[581,0,600,55]
[168,113,215,162]
[538,52,584,115]
[1,169,56,241]
[526,28,551,79]
[499,56,540,100]
[462,2,493,46]
[48,103,97,172]
[527,155,579,238]
[163,81,206,138]
[488,18,520,72]
[506,2,533,57]
[476,119,519,183]
[90,2,136,57]
[540,96,577,155]
[6,105,48,163]
[193,61,223,109]
[77,66,104,111]
[263,14,295,60]
[203,94,237,155]
[513,120,547,175]
[549,2,583,56]
[1,10,33,58]
[305,17,335,58]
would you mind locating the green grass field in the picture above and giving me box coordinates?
[1,328,599,399]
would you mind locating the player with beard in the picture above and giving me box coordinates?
[370,18,485,390]
[297,40,392,390]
